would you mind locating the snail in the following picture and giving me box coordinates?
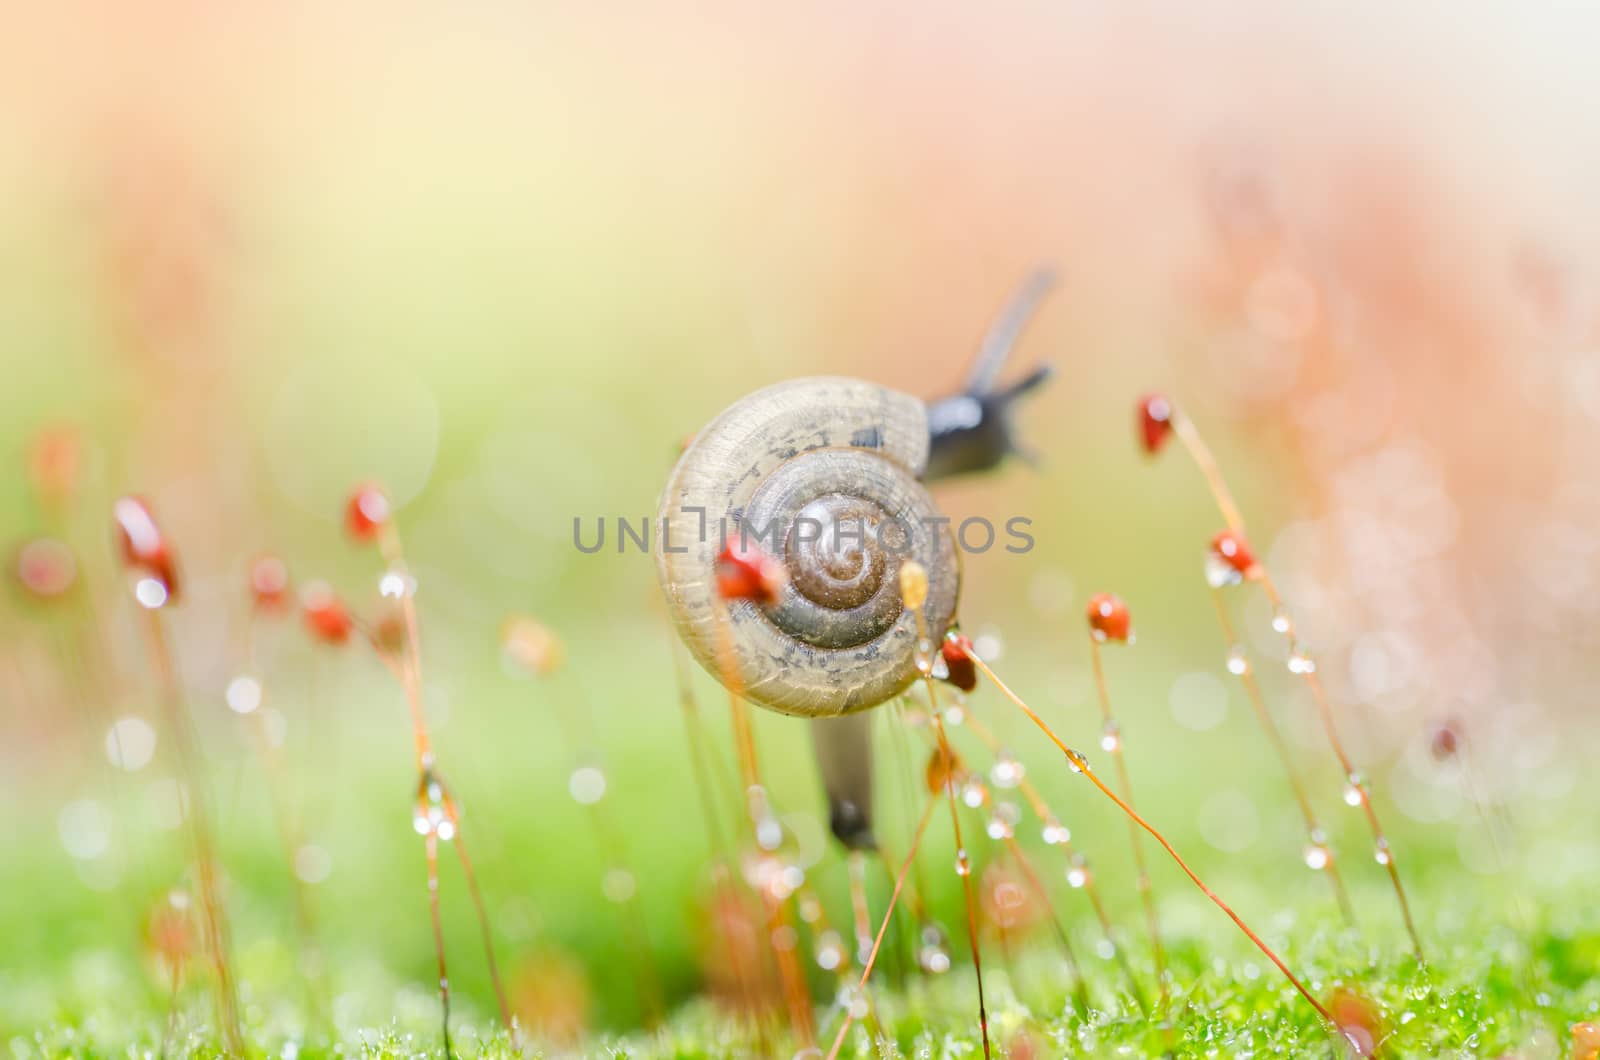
[656,271,1054,849]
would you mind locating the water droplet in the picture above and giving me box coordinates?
[985,802,1020,841]
[58,799,111,860]
[134,577,169,609]
[602,868,636,903]
[225,675,263,715]
[815,930,845,971]
[1066,858,1090,889]
[105,717,156,771]
[1226,646,1250,676]
[954,849,971,876]
[568,765,607,805]
[1100,720,1121,753]
[1066,750,1087,773]
[960,777,987,809]
[989,754,1025,789]
[1373,839,1392,866]
[1041,818,1072,846]
[413,771,455,840]
[1343,776,1366,807]
[1271,608,1293,635]
[1205,551,1242,589]
[917,925,952,974]
[294,844,333,884]
[1303,844,1331,871]
[756,814,784,851]
[379,569,417,600]
[943,705,966,727]
[1288,651,1317,674]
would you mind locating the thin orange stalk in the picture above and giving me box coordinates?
[906,585,992,1060]
[710,604,816,1050]
[1171,409,1423,960]
[375,526,513,1035]
[958,709,1146,1013]
[1088,636,1168,1005]
[143,613,243,1056]
[824,794,939,1060]
[1209,589,1356,927]
[969,652,1337,1029]
[668,643,764,1027]
[999,834,1091,1015]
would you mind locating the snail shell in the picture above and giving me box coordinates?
[656,377,960,717]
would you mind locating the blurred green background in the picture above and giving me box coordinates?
[3,2,1600,1049]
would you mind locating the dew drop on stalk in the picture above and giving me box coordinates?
[756,814,784,851]
[413,771,454,840]
[986,802,1020,840]
[1226,646,1250,676]
[1204,551,1240,589]
[567,765,606,806]
[1100,720,1122,752]
[225,675,263,715]
[1303,844,1331,871]
[294,844,333,884]
[105,717,156,771]
[379,568,417,599]
[134,577,169,610]
[1271,608,1293,635]
[1066,855,1090,889]
[1041,818,1071,846]
[989,754,1025,789]
[954,849,972,876]
[1343,774,1366,807]
[815,929,844,971]
[602,868,636,903]
[1287,650,1317,674]
[961,777,987,808]
[1373,839,1392,866]
[917,925,952,974]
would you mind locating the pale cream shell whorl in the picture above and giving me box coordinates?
[656,377,960,717]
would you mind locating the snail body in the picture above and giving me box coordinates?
[656,377,960,718]
[656,272,1053,850]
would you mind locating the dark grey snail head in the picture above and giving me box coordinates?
[925,268,1056,481]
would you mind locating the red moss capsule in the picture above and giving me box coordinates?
[502,616,565,676]
[15,538,78,600]
[1429,719,1461,761]
[1208,529,1259,582]
[1085,592,1132,644]
[344,482,391,542]
[1326,988,1384,1058]
[925,744,963,796]
[144,891,196,975]
[249,554,290,612]
[1572,1021,1600,1060]
[1137,394,1175,455]
[27,424,83,511]
[113,496,180,602]
[940,632,978,692]
[715,541,785,605]
[301,581,352,645]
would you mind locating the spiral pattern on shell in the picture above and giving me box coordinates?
[656,378,960,717]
